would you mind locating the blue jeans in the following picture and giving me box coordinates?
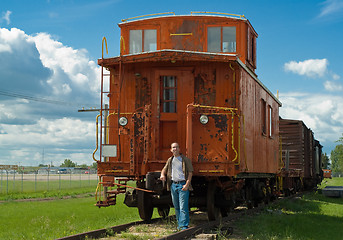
[171,182,190,230]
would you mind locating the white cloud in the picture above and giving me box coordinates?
[1,10,12,25]
[279,92,343,153]
[0,27,101,166]
[332,73,340,80]
[324,81,343,91]
[29,32,100,100]
[0,116,95,165]
[318,0,343,18]
[284,59,328,78]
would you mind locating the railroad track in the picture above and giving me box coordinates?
[56,218,160,240]
[56,207,262,240]
[57,192,307,240]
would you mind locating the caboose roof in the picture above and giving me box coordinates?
[118,13,258,37]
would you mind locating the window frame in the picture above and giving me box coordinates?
[128,26,159,54]
[160,76,177,113]
[268,105,273,138]
[247,26,257,69]
[261,99,267,136]
[206,24,237,53]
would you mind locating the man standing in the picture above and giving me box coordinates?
[160,142,193,230]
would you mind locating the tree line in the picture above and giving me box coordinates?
[330,134,343,174]
[38,159,97,169]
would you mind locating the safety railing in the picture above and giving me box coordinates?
[121,12,175,22]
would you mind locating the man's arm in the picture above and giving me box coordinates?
[182,171,193,191]
[160,167,167,181]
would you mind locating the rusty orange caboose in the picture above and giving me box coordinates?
[95,12,282,221]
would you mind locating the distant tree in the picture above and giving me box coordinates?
[60,159,76,168]
[331,144,343,174]
[322,152,330,169]
[78,164,88,169]
[38,164,48,167]
[91,162,97,169]
[337,133,343,144]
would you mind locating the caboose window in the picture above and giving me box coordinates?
[161,76,177,113]
[207,27,221,52]
[261,99,267,135]
[129,29,157,54]
[144,29,157,52]
[207,26,236,53]
[268,105,273,137]
[130,30,142,54]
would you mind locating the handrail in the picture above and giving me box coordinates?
[102,37,108,59]
[122,12,175,22]
[242,115,248,170]
[231,111,238,163]
[95,176,102,201]
[92,114,101,161]
[120,36,125,55]
[192,103,238,112]
[190,11,246,19]
[106,111,116,144]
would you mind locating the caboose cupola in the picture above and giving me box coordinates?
[118,12,258,72]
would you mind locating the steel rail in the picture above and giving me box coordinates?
[56,218,160,240]
[156,206,265,240]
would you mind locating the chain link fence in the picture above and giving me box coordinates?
[0,171,98,195]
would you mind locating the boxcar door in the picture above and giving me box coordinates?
[154,69,193,160]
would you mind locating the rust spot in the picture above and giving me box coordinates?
[212,114,228,132]
[194,72,216,105]
[113,166,124,170]
[200,143,208,152]
[135,77,151,109]
[197,153,208,162]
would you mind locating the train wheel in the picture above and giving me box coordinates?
[137,190,153,221]
[220,207,229,217]
[207,182,220,221]
[157,206,170,219]
[245,186,254,209]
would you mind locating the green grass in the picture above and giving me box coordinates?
[319,177,343,188]
[0,178,97,192]
[232,178,343,240]
[2,178,342,240]
[0,194,161,240]
[0,179,98,200]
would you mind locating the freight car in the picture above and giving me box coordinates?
[94,12,322,221]
[323,169,332,179]
[279,118,323,194]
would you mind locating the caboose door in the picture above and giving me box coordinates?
[153,69,193,160]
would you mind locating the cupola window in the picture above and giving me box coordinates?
[129,29,157,54]
[207,26,236,53]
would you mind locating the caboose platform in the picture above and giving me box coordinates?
[322,186,343,198]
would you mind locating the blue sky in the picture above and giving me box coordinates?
[1,0,343,166]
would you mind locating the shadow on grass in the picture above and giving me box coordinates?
[235,193,343,240]
[305,191,343,205]
[239,212,343,240]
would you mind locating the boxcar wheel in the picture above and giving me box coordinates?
[207,182,220,221]
[157,206,170,219]
[137,190,153,221]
